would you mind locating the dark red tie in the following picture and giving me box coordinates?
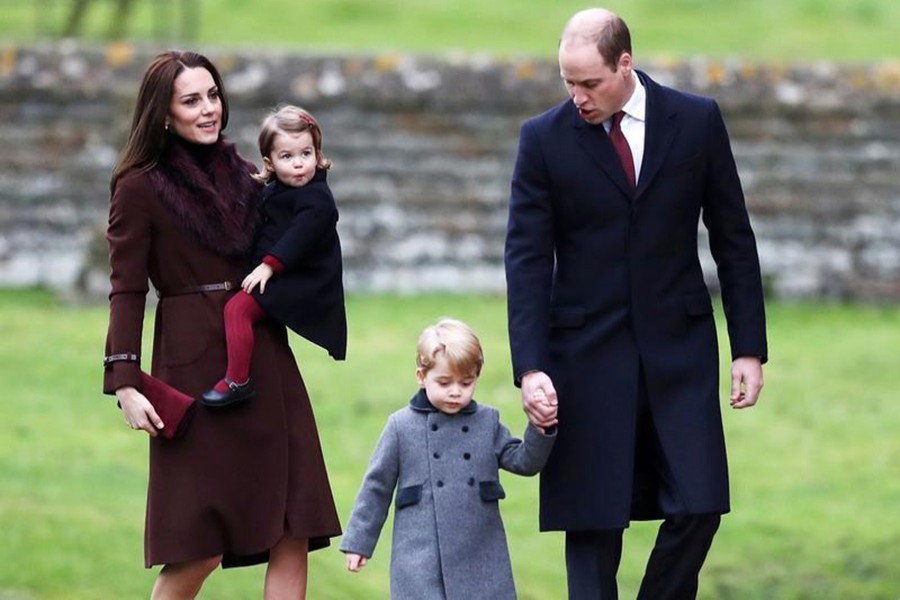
[608,111,635,188]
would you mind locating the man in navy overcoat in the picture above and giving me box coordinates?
[504,8,768,599]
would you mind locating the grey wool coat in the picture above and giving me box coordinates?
[340,389,556,600]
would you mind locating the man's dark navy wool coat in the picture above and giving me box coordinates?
[505,71,768,531]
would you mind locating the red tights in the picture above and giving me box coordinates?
[214,291,266,393]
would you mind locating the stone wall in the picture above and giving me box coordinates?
[1,43,899,299]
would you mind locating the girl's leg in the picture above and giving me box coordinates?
[151,555,222,600]
[212,291,266,393]
[263,537,309,600]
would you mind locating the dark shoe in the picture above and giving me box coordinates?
[200,378,255,408]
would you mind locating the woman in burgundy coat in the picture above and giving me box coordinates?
[103,50,340,598]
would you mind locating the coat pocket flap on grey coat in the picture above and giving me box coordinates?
[550,306,586,328]
[479,480,506,502]
[395,485,423,509]
[684,293,714,316]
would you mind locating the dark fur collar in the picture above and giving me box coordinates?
[148,136,261,258]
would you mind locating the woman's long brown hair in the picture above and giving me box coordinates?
[110,50,230,191]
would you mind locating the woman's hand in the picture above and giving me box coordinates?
[116,386,163,437]
[242,263,275,294]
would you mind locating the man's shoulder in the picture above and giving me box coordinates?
[640,70,717,114]
[522,99,574,132]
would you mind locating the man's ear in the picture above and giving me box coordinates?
[618,52,633,76]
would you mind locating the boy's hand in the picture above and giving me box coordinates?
[521,371,559,430]
[242,263,275,294]
[345,552,368,572]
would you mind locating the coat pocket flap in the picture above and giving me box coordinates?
[479,480,506,502]
[395,485,423,509]
[550,306,586,328]
[684,292,714,316]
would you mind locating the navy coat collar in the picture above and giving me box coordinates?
[261,168,328,202]
[409,388,478,415]
[571,69,678,202]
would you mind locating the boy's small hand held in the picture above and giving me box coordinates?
[521,371,559,429]
[345,552,367,572]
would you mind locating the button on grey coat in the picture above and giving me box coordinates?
[340,389,556,599]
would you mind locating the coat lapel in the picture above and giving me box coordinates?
[572,106,634,200]
[634,71,678,202]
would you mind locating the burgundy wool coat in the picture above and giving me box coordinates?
[103,141,341,568]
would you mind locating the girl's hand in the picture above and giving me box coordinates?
[242,263,275,294]
[116,386,163,437]
[345,552,368,572]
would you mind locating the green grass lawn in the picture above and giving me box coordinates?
[1,289,898,598]
[2,0,899,61]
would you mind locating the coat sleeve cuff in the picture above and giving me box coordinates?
[523,421,557,469]
[338,535,375,559]
[262,254,285,274]
[103,360,143,395]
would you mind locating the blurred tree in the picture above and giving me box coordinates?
[62,0,136,39]
[55,0,198,41]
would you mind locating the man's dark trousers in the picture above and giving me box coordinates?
[565,369,722,599]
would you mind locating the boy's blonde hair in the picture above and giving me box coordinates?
[416,318,484,377]
[254,104,332,183]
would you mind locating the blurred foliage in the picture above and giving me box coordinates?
[1,0,899,60]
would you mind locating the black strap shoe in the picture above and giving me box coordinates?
[200,378,256,408]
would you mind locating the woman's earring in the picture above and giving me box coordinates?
[164,122,170,131]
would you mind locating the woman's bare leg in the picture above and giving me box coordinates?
[151,555,222,600]
[264,537,309,600]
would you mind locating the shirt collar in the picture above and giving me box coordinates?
[620,71,646,123]
[409,387,478,414]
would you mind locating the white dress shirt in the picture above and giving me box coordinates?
[603,72,646,184]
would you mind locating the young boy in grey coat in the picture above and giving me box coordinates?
[340,318,557,600]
